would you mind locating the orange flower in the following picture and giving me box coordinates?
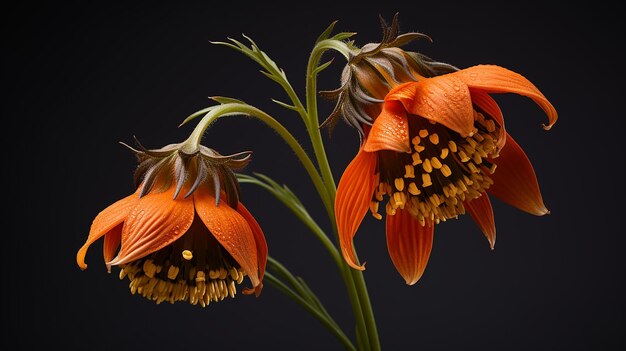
[333,20,557,285]
[76,141,267,306]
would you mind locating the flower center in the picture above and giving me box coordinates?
[118,218,246,307]
[370,111,501,225]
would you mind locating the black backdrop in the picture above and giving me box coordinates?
[4,1,624,350]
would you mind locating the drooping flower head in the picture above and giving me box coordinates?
[329,16,557,285]
[77,140,267,306]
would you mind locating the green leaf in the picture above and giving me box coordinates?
[316,20,338,44]
[210,96,246,105]
[179,105,218,126]
[312,59,334,76]
[331,32,357,41]
[272,99,298,112]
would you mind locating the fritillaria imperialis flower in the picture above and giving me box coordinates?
[77,141,267,306]
[329,18,557,285]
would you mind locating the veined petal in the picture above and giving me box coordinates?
[455,65,558,130]
[464,193,496,249]
[336,146,378,270]
[470,89,507,150]
[386,209,434,285]
[107,186,195,268]
[387,76,476,137]
[76,192,138,269]
[103,225,122,268]
[194,187,260,290]
[236,202,267,296]
[363,100,411,153]
[487,133,549,215]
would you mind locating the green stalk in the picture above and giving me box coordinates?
[306,40,381,351]
[184,103,331,213]
[265,272,355,351]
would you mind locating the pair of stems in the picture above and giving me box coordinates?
[184,37,380,350]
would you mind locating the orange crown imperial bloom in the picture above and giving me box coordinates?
[76,140,267,306]
[332,18,557,285]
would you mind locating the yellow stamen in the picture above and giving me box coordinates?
[490,164,497,174]
[182,250,193,261]
[458,151,470,162]
[422,173,432,187]
[404,164,415,178]
[167,266,180,280]
[392,178,403,191]
[431,157,442,169]
[414,145,425,152]
[419,129,429,138]
[408,182,421,195]
[429,133,439,145]
[422,158,432,173]
[385,202,396,216]
[440,148,449,159]
[412,136,421,145]
[441,164,452,177]
[448,140,458,152]
[412,152,422,165]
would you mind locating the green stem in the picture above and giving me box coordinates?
[237,174,343,269]
[265,272,356,351]
[185,103,331,212]
[306,40,381,351]
[267,257,338,328]
[306,40,380,351]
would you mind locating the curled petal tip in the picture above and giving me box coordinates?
[542,123,553,131]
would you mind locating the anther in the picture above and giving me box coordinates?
[458,151,470,162]
[419,129,429,138]
[448,140,458,152]
[422,159,432,173]
[412,136,421,145]
[440,148,449,159]
[394,178,405,191]
[167,266,180,280]
[429,133,439,145]
[489,164,497,174]
[431,157,442,169]
[422,173,432,187]
[412,152,422,165]
[408,182,421,195]
[404,165,415,178]
[441,164,452,177]
[182,250,193,260]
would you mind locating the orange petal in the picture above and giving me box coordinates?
[470,89,507,151]
[107,186,195,268]
[487,133,549,215]
[385,209,434,285]
[464,193,496,249]
[236,202,267,297]
[387,77,476,137]
[103,224,122,268]
[194,186,260,290]
[363,100,411,153]
[76,192,138,269]
[335,146,378,270]
[455,65,558,130]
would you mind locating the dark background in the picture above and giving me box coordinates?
[4,1,624,350]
